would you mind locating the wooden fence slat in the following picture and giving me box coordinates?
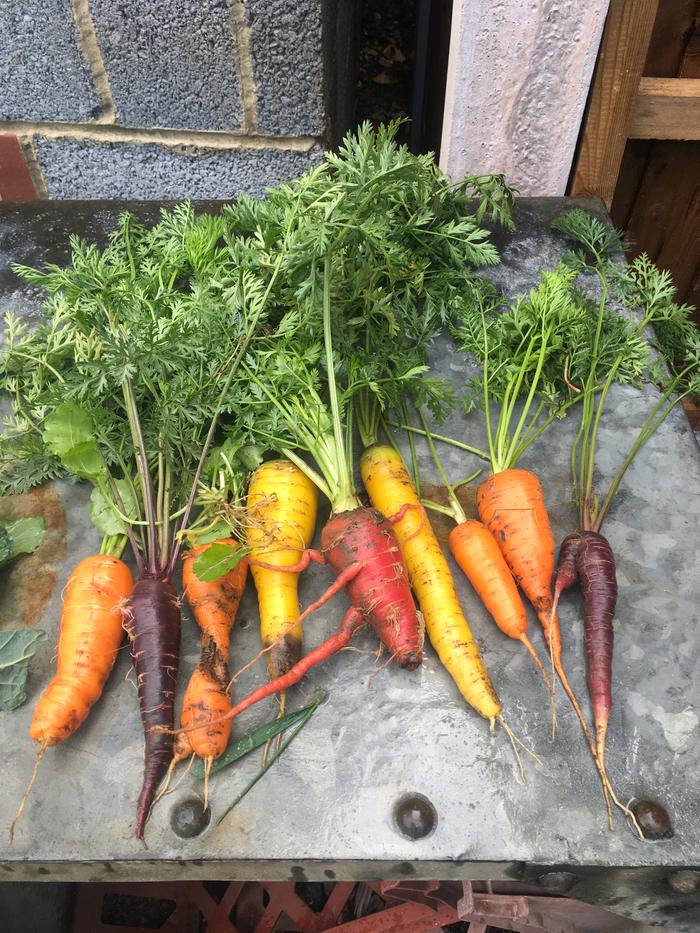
[629,77,700,139]
[571,0,660,207]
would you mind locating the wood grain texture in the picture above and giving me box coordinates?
[629,77,700,138]
[571,0,660,207]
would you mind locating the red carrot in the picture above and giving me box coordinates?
[171,506,422,738]
[321,507,422,669]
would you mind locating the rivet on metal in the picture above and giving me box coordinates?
[170,797,211,838]
[392,793,437,840]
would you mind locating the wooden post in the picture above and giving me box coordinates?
[570,0,660,207]
[439,0,610,195]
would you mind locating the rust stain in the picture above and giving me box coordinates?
[0,485,68,629]
[421,483,478,545]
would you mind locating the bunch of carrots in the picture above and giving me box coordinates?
[1,123,696,847]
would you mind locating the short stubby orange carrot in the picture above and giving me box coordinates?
[360,444,502,723]
[449,519,552,694]
[10,554,133,842]
[178,538,247,792]
[246,460,318,695]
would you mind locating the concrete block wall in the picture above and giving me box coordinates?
[0,0,326,198]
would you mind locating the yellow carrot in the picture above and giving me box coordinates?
[360,443,501,724]
[246,459,318,695]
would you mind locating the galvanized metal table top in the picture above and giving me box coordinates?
[1,199,698,929]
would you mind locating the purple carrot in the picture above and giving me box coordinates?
[123,577,181,844]
[553,530,617,774]
[577,531,617,772]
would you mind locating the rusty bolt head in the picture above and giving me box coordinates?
[537,871,577,894]
[633,800,673,840]
[668,871,700,895]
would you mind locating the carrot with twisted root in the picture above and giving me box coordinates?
[168,538,248,804]
[9,551,133,843]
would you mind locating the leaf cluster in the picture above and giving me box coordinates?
[0,204,259,557]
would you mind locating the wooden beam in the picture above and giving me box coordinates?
[570,0,659,208]
[629,77,700,139]
[440,0,610,195]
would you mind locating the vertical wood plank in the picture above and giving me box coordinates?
[570,0,659,207]
[440,0,610,195]
[0,135,39,201]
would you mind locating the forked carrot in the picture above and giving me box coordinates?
[178,538,247,803]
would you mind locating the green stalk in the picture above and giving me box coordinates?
[502,325,552,471]
[400,399,421,495]
[390,423,489,460]
[593,377,691,531]
[321,253,359,512]
[481,308,497,471]
[417,408,466,525]
[122,378,158,574]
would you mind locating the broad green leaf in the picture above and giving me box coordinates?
[42,403,95,457]
[61,441,106,481]
[88,480,138,536]
[0,629,48,710]
[0,517,45,568]
[190,520,232,546]
[237,444,265,472]
[192,541,250,583]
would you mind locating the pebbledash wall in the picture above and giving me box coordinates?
[0,0,328,198]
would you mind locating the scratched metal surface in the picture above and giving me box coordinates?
[0,200,698,928]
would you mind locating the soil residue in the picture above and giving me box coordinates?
[0,484,67,628]
[421,482,478,543]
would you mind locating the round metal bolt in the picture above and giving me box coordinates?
[171,797,211,838]
[668,871,700,895]
[633,800,673,840]
[393,793,437,840]
[537,871,577,894]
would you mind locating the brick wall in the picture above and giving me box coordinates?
[0,0,327,198]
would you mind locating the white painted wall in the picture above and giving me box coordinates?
[440,0,610,195]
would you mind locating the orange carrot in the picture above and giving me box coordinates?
[477,467,613,822]
[10,554,133,842]
[178,538,247,798]
[448,519,551,692]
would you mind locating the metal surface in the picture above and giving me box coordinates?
[1,199,699,930]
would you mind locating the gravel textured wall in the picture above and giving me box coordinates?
[0,0,100,122]
[0,0,326,198]
[35,137,322,199]
[89,0,244,131]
